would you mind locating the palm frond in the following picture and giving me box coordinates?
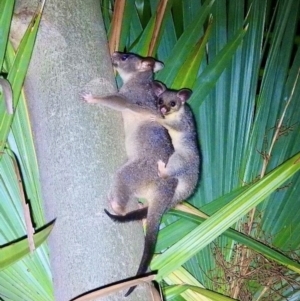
[0,1,53,300]
[102,0,300,299]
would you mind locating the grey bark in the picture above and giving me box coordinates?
[14,1,152,300]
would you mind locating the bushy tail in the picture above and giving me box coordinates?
[124,204,165,297]
[104,205,161,296]
[125,177,178,296]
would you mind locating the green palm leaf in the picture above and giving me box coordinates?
[101,0,300,299]
[153,152,300,279]
[0,0,14,67]
[1,0,298,300]
[0,1,53,300]
[0,0,45,155]
[0,221,54,270]
[165,285,236,301]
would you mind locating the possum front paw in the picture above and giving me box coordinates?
[81,92,97,103]
[157,160,168,178]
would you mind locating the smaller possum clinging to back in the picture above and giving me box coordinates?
[151,81,200,199]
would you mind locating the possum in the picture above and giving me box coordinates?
[150,81,200,197]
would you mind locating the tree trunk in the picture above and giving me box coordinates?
[14,0,151,300]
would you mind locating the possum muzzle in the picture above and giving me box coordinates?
[160,105,168,115]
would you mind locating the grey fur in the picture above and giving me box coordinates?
[82,52,200,296]
[152,82,200,201]
[83,52,200,296]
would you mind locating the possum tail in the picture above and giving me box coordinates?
[104,177,178,296]
[104,207,148,221]
[125,178,178,296]
[124,204,165,296]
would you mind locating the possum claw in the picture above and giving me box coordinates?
[157,160,168,178]
[81,92,95,103]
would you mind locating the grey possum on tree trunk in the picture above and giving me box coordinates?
[82,52,200,296]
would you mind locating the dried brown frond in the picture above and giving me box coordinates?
[208,237,300,301]
[108,0,125,54]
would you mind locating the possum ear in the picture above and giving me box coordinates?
[153,61,164,72]
[177,88,192,103]
[152,81,166,96]
[139,58,155,71]
[139,58,164,72]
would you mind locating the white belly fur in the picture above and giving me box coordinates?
[122,110,145,158]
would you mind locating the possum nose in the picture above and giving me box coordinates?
[160,106,167,115]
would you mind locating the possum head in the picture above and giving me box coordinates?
[111,52,164,83]
[152,81,192,116]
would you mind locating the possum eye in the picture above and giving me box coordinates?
[121,54,130,61]
[170,101,176,107]
[158,98,163,105]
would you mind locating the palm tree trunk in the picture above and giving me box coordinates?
[15,0,151,300]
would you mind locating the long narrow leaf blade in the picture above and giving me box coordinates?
[165,285,236,301]
[170,210,300,274]
[157,0,215,86]
[0,221,55,270]
[0,0,14,67]
[190,25,248,107]
[172,15,213,90]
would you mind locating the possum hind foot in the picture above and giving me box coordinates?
[109,198,126,215]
